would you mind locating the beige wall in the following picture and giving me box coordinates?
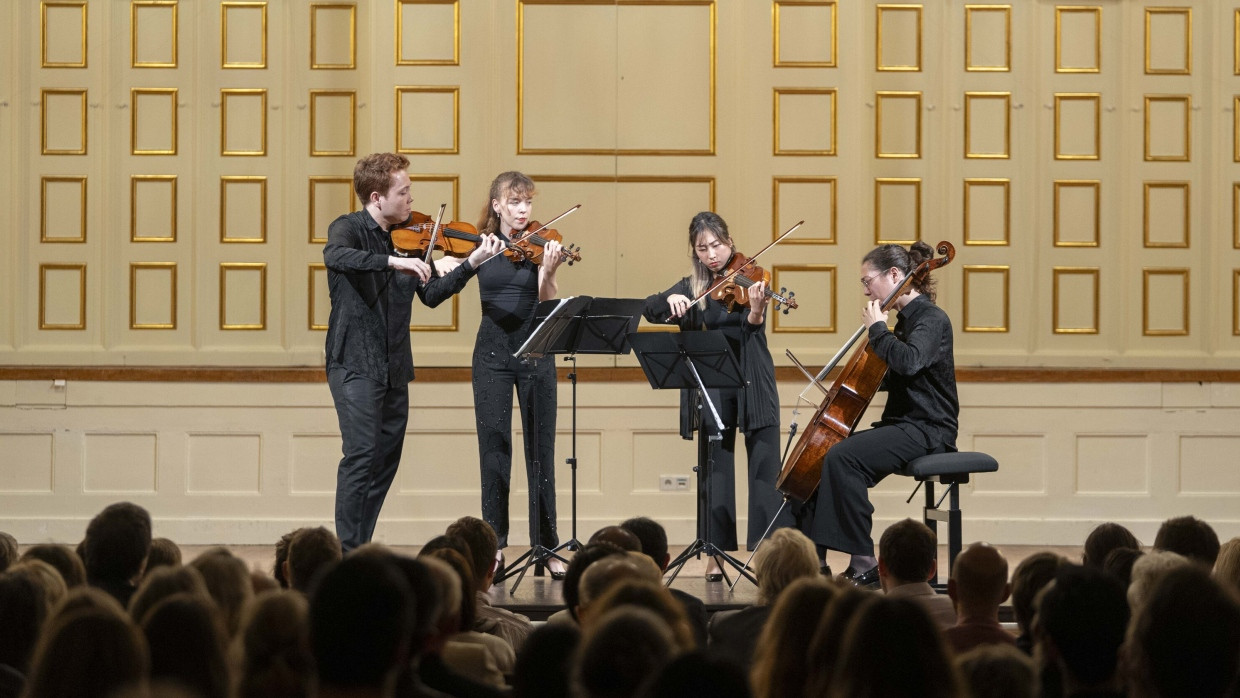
[3,1,1239,545]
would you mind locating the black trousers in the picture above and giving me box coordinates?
[698,389,794,551]
[472,331,558,550]
[808,423,943,556]
[328,366,408,552]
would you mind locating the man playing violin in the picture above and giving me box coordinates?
[323,152,503,552]
[809,241,959,587]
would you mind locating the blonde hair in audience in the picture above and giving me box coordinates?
[753,528,819,605]
[1127,549,1188,613]
[1214,537,1240,593]
[749,576,838,698]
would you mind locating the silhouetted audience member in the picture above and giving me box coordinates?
[584,578,695,650]
[944,543,1014,654]
[420,533,473,562]
[1153,514,1220,567]
[1215,536,1240,593]
[19,544,86,588]
[574,607,678,698]
[825,595,963,698]
[878,518,955,628]
[309,554,414,698]
[546,542,626,625]
[273,528,300,588]
[1009,551,1067,654]
[619,517,707,646]
[447,515,535,652]
[575,553,664,628]
[146,537,182,571]
[8,560,67,613]
[189,546,253,639]
[23,605,149,698]
[421,549,513,684]
[285,526,342,594]
[1101,546,1143,589]
[239,590,314,698]
[0,533,17,572]
[0,568,48,695]
[128,564,211,626]
[1081,522,1140,569]
[644,650,752,698]
[1035,565,1129,697]
[49,585,127,622]
[803,587,871,695]
[141,593,231,698]
[749,576,837,698]
[1125,564,1240,698]
[710,527,818,663]
[588,525,641,551]
[954,643,1038,698]
[82,501,153,608]
[512,623,580,698]
[1127,550,1188,614]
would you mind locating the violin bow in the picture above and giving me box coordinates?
[475,203,583,268]
[685,220,804,308]
[422,203,448,265]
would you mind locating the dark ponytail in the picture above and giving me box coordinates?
[862,241,937,302]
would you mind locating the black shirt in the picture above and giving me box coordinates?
[474,244,541,351]
[868,294,959,450]
[323,210,476,387]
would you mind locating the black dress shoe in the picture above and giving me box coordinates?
[819,564,833,577]
[705,573,723,583]
[841,565,880,589]
[548,560,567,581]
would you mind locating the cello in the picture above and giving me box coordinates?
[775,240,955,503]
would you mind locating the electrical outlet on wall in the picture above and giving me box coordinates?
[659,475,690,491]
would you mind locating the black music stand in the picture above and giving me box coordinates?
[627,330,757,587]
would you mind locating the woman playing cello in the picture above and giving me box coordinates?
[643,212,794,581]
[810,241,959,587]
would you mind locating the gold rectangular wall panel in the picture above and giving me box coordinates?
[1235,10,1240,74]
[310,3,357,69]
[1053,180,1100,248]
[310,90,357,156]
[396,86,460,154]
[962,265,1010,332]
[874,178,921,245]
[39,263,87,330]
[410,297,459,333]
[41,1,87,68]
[220,176,268,243]
[219,263,267,330]
[1052,267,1100,335]
[964,92,1010,159]
[1143,181,1190,249]
[1142,268,1189,337]
[1234,97,1240,162]
[1144,95,1191,162]
[1234,270,1240,335]
[1054,93,1100,160]
[1234,183,1240,249]
[309,177,355,244]
[1056,6,1100,73]
[1145,7,1191,75]
[220,89,267,156]
[131,175,178,243]
[131,88,178,155]
[41,89,87,155]
[308,263,328,331]
[221,2,268,68]
[41,176,87,243]
[773,177,835,244]
[773,1,837,68]
[875,91,922,159]
[774,88,837,156]
[876,4,922,72]
[408,174,461,221]
[771,264,836,333]
[964,5,1010,72]
[397,0,460,66]
[962,178,1009,246]
[131,1,178,68]
[129,262,177,329]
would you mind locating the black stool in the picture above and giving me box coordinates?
[903,451,998,586]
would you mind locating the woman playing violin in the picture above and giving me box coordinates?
[471,171,568,578]
[643,211,794,581]
[809,241,959,587]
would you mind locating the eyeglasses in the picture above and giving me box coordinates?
[860,272,882,289]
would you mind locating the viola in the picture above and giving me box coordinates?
[712,252,798,314]
[391,211,531,262]
[509,221,582,266]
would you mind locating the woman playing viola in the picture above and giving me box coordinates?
[471,171,568,578]
[643,212,794,581]
[810,241,959,587]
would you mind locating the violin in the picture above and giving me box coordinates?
[712,252,798,314]
[390,211,530,262]
[510,221,582,266]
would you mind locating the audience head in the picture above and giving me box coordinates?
[573,606,677,698]
[1125,564,1240,698]
[422,547,476,629]
[753,527,819,604]
[826,595,961,698]
[146,537,182,571]
[948,542,1010,617]
[20,544,87,588]
[188,547,253,638]
[587,525,641,552]
[11,559,68,611]
[804,587,871,695]
[645,650,752,698]
[309,553,414,692]
[285,526,342,594]
[619,516,671,570]
[511,623,580,698]
[750,576,838,698]
[239,590,313,698]
[419,555,465,634]
[1215,536,1240,593]
[576,551,663,623]
[583,578,695,649]
[1153,514,1220,567]
[1082,522,1140,568]
[1010,551,1067,638]
[51,585,127,621]
[561,542,626,622]
[83,501,152,584]
[444,516,500,591]
[128,564,211,625]
[0,567,49,673]
[273,528,300,589]
[1127,549,1189,613]
[878,518,938,588]
[1102,546,1144,589]
[24,605,149,698]
[955,643,1038,698]
[141,593,231,698]
[0,531,17,572]
[385,555,441,656]
[1034,564,1130,691]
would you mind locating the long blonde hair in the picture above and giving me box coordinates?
[687,211,734,309]
[477,171,536,236]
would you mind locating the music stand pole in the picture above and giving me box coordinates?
[552,354,582,554]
